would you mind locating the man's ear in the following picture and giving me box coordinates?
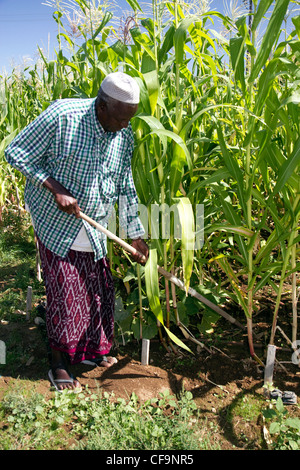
[96,102,106,115]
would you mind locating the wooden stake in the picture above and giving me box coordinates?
[141,339,150,365]
[0,340,6,365]
[264,344,277,386]
[35,235,42,282]
[26,286,32,321]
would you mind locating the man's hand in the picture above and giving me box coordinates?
[43,177,81,218]
[131,238,149,265]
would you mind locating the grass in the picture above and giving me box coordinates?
[0,208,45,321]
[227,393,266,424]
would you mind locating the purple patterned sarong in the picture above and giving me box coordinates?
[38,238,115,364]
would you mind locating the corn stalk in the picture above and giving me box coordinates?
[1,0,299,357]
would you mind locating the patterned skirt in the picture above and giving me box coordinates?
[38,238,115,364]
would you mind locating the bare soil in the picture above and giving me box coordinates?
[1,307,299,450]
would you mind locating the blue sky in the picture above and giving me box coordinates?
[0,0,231,73]
[0,0,56,72]
[6,0,296,75]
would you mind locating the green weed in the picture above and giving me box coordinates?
[0,385,220,450]
[263,398,300,450]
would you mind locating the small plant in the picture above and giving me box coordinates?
[263,398,300,450]
[1,387,47,429]
[74,388,203,450]
[0,384,220,450]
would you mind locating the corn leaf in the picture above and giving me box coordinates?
[130,28,156,62]
[173,197,195,293]
[249,0,290,83]
[215,122,246,215]
[145,248,164,325]
[272,136,300,196]
[174,17,198,65]
[142,70,159,116]
[206,224,254,238]
[251,0,274,33]
[145,249,192,352]
[124,0,142,12]
[209,255,248,315]
[163,325,192,353]
[230,36,246,93]
[187,168,231,196]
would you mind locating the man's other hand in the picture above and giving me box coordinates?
[131,238,149,265]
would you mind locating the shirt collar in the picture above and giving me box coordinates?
[88,98,120,140]
[87,98,105,139]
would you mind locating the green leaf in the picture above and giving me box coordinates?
[272,136,300,196]
[163,325,192,353]
[144,249,192,353]
[173,197,195,293]
[142,70,159,116]
[251,0,274,33]
[187,168,231,196]
[124,0,142,12]
[130,27,156,61]
[230,36,245,93]
[215,122,246,215]
[252,264,282,294]
[158,24,176,64]
[292,15,300,38]
[249,0,290,83]
[174,17,198,65]
[145,248,164,325]
[156,129,191,167]
[206,224,254,238]
[286,418,300,431]
[170,141,188,198]
[269,422,280,434]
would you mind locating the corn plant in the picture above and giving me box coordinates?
[127,0,299,358]
[212,0,299,361]
[1,0,299,359]
[0,69,45,217]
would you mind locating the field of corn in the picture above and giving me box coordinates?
[0,0,299,365]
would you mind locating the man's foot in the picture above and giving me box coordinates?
[48,363,82,392]
[82,355,118,368]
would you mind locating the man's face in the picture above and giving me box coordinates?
[97,100,138,133]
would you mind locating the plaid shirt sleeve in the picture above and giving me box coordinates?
[5,104,59,187]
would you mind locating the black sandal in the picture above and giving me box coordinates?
[81,355,118,367]
[48,363,82,393]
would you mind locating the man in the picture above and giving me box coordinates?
[5,72,149,392]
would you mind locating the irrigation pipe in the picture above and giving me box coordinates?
[79,211,245,331]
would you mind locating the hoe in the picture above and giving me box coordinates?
[79,211,245,338]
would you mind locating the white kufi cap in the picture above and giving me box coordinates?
[101,72,140,104]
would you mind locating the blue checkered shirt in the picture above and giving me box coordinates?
[5,98,145,260]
